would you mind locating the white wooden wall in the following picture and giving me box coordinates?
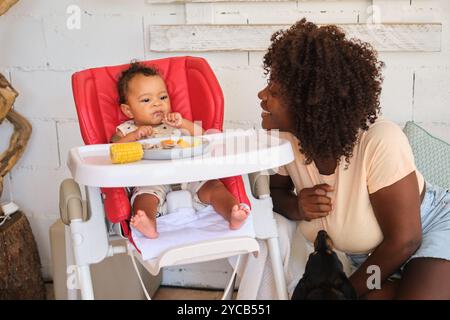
[0,0,449,288]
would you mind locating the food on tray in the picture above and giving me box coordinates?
[176,139,191,148]
[141,138,203,150]
[191,139,201,147]
[109,138,206,163]
[110,142,143,164]
[161,139,177,149]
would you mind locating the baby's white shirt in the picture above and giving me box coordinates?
[116,120,181,138]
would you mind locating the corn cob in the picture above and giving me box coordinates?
[110,142,144,164]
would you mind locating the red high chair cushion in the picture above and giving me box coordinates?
[71,57,250,232]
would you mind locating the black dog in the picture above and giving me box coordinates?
[291,230,357,300]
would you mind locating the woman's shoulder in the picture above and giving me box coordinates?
[357,118,413,163]
[361,118,406,143]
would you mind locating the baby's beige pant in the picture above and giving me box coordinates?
[130,181,208,217]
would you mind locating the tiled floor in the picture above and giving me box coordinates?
[45,282,230,300]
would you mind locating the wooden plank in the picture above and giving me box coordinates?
[212,1,362,25]
[150,0,367,24]
[147,0,295,3]
[185,3,215,24]
[372,0,441,23]
[149,23,442,52]
[345,24,441,51]
[144,4,185,25]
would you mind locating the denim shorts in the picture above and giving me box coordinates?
[347,182,450,278]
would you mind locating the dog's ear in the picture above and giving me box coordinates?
[291,277,309,300]
[306,287,346,300]
[338,275,357,299]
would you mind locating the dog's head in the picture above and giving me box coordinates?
[291,230,357,300]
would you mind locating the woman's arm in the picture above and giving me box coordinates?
[270,174,334,221]
[349,171,422,298]
[270,173,300,220]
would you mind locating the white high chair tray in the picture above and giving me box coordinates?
[67,130,294,187]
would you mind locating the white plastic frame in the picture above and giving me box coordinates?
[64,131,294,300]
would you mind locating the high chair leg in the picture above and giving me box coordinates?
[243,173,289,299]
[267,238,289,299]
[77,264,94,300]
[60,182,110,300]
[64,225,79,300]
[68,219,95,300]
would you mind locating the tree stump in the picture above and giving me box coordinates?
[0,211,46,299]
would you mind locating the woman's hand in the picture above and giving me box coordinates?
[297,184,334,221]
[163,112,183,128]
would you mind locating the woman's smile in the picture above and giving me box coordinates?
[258,85,295,132]
[261,108,271,118]
[261,111,271,116]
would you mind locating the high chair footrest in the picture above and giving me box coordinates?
[132,237,259,276]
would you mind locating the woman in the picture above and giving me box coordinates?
[259,19,450,299]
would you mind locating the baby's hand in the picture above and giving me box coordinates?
[132,126,153,140]
[163,112,183,128]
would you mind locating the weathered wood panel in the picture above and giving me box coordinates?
[148,0,296,3]
[149,23,442,52]
[372,0,441,23]
[211,1,364,25]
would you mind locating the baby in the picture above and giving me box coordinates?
[111,61,250,239]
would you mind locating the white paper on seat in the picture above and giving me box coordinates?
[131,205,255,261]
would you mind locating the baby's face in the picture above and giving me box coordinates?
[123,74,171,126]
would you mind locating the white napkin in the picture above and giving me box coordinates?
[131,205,255,261]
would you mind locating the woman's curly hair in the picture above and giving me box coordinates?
[263,18,384,166]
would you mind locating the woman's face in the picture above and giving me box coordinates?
[258,81,295,132]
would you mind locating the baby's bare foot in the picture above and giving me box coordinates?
[229,204,250,230]
[130,210,159,239]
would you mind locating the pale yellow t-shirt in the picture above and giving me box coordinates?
[276,118,424,254]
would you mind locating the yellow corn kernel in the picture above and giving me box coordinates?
[110,142,143,164]
[191,138,201,147]
[176,139,191,148]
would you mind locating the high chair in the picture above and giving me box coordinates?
[59,56,294,300]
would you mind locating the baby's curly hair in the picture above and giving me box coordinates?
[117,61,161,104]
[263,18,384,166]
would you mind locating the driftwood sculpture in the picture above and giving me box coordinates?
[0,72,45,300]
[1,1,45,299]
[0,0,18,16]
[0,0,24,201]
[0,73,31,201]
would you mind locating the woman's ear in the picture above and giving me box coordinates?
[120,103,134,118]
